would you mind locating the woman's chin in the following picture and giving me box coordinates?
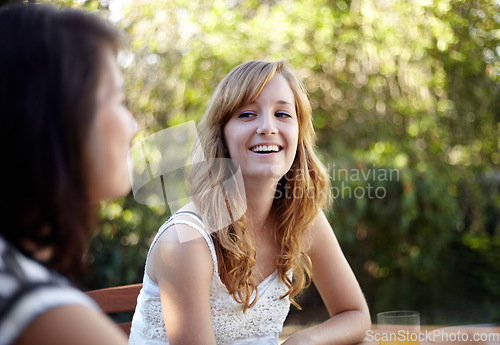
[243,168,286,182]
[90,180,132,202]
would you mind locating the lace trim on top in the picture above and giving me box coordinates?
[133,212,291,345]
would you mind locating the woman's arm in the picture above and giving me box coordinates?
[148,221,217,345]
[283,210,371,345]
[13,304,129,345]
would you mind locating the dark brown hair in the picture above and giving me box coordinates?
[0,4,120,277]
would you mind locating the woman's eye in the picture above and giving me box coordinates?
[276,112,291,118]
[238,112,255,118]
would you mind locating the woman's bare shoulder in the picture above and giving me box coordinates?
[147,203,213,284]
[13,305,128,345]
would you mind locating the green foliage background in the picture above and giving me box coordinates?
[45,0,499,325]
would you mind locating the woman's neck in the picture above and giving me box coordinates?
[243,176,278,234]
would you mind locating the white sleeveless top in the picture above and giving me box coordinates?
[129,212,291,345]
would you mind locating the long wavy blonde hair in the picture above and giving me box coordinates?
[188,60,331,311]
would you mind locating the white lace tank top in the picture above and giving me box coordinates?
[129,212,291,345]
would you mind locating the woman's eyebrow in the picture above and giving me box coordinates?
[246,99,294,106]
[277,100,293,105]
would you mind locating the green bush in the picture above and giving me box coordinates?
[329,162,500,324]
[47,0,499,325]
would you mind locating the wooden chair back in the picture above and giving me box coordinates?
[86,283,142,336]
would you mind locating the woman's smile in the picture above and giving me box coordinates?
[249,144,283,154]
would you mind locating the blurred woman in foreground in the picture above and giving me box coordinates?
[0,4,137,345]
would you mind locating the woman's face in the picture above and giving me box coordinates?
[86,48,138,202]
[223,74,299,182]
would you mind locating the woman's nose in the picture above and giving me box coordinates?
[256,111,278,135]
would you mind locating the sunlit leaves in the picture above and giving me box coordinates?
[37,0,499,319]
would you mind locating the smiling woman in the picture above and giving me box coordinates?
[224,74,299,181]
[129,60,371,345]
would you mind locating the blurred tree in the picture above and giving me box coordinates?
[43,0,499,325]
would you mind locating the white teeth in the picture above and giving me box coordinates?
[251,145,280,153]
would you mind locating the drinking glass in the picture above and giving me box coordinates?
[377,310,420,345]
